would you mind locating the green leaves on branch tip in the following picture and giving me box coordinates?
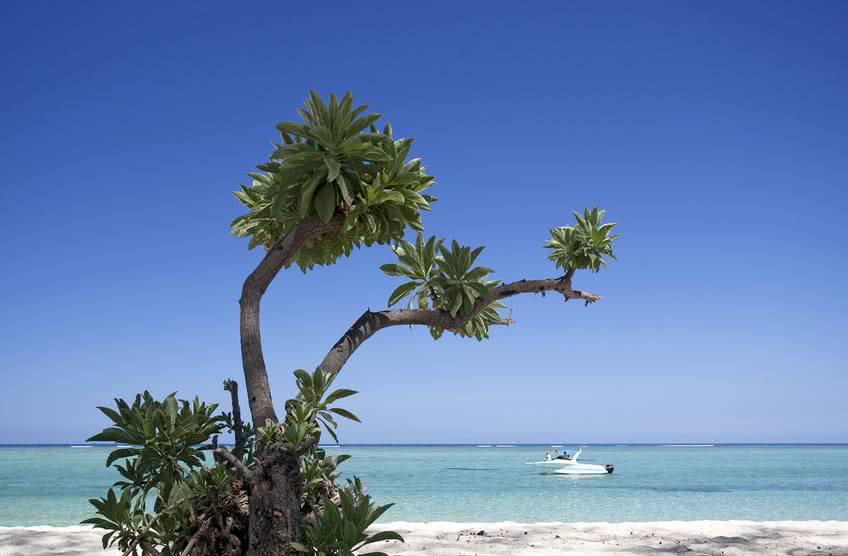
[545,206,618,273]
[231,91,436,272]
[380,234,508,341]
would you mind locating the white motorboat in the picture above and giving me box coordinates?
[527,448,614,475]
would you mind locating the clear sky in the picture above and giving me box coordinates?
[1,1,846,444]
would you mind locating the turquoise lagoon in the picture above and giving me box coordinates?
[1,445,846,526]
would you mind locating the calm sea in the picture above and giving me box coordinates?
[1,445,846,526]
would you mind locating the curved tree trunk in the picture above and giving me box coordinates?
[238,215,342,556]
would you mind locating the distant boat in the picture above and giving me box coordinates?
[527,449,615,475]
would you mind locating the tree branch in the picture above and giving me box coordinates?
[179,515,210,556]
[317,273,600,378]
[240,214,344,425]
[223,379,245,459]
[214,447,253,481]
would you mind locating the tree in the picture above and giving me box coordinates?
[232,92,617,555]
[86,91,618,556]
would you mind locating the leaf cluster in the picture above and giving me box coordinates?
[255,368,360,452]
[380,234,506,340]
[83,392,247,555]
[545,206,618,273]
[231,91,436,272]
[292,478,403,556]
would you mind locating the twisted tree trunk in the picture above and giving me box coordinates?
[238,215,342,556]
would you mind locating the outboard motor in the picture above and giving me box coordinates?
[605,464,615,474]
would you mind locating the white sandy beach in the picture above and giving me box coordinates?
[1,521,846,555]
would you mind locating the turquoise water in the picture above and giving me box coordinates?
[1,445,847,526]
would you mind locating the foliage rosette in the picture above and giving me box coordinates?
[231,91,436,271]
[545,206,618,273]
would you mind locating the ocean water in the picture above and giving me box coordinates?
[0,445,846,526]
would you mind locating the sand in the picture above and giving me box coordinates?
[1,521,847,555]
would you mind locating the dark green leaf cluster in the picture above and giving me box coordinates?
[87,392,224,498]
[231,92,436,272]
[545,206,618,273]
[83,392,241,554]
[292,478,403,556]
[380,234,506,340]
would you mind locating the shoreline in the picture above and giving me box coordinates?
[2,521,847,555]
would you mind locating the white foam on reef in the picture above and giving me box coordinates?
[69,445,92,448]
[664,444,714,447]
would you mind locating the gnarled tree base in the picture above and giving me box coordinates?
[247,445,305,556]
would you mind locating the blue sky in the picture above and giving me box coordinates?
[1,1,846,444]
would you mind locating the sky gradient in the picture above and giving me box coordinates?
[1,1,846,444]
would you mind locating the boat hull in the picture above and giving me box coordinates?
[554,463,614,475]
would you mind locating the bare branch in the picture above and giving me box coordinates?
[214,447,253,481]
[317,273,601,378]
[223,379,245,458]
[179,515,210,556]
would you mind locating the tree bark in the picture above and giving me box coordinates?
[318,273,600,378]
[240,215,343,427]
[247,447,304,556]
[238,215,342,556]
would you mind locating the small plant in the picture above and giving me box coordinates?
[292,479,403,556]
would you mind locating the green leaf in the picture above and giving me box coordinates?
[314,183,337,224]
[387,281,419,307]
[379,263,407,277]
[325,389,358,405]
[96,406,123,425]
[329,408,361,422]
[87,427,129,443]
[324,156,341,182]
[164,396,178,425]
[361,530,405,545]
[105,447,139,467]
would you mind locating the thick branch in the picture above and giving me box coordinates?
[240,215,343,425]
[317,274,600,378]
